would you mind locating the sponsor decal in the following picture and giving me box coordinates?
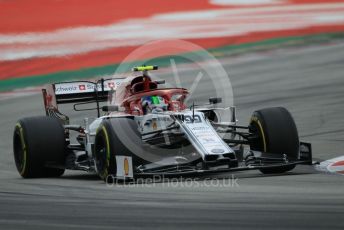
[211,148,225,154]
[184,115,202,123]
[124,157,129,176]
[152,121,158,130]
[188,127,208,133]
[203,138,216,143]
[105,80,122,90]
[183,111,232,155]
[115,156,133,178]
[55,85,78,93]
[108,82,115,88]
[157,117,171,122]
[54,80,123,95]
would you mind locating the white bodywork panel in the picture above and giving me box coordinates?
[138,113,175,137]
[87,110,234,161]
[180,112,234,156]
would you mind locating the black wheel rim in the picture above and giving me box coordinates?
[95,133,108,178]
[13,129,25,174]
[249,121,265,152]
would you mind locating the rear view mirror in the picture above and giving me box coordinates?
[209,97,222,104]
[102,105,119,112]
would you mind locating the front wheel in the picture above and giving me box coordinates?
[249,107,299,174]
[94,117,140,181]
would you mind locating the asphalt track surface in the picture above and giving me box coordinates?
[1,42,344,229]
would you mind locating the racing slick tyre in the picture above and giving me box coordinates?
[94,117,140,182]
[249,107,299,174]
[13,116,66,178]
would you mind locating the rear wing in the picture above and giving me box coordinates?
[53,79,123,104]
[42,78,124,122]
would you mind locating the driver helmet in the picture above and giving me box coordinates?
[141,96,168,114]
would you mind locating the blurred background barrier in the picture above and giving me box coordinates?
[1,0,344,91]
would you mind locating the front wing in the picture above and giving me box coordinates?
[112,142,313,179]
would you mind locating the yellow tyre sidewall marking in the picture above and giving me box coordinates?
[250,116,267,152]
[15,123,27,176]
[99,126,111,179]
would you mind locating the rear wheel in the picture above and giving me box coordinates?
[249,107,299,174]
[13,116,66,178]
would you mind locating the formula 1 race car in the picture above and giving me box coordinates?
[13,65,312,180]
